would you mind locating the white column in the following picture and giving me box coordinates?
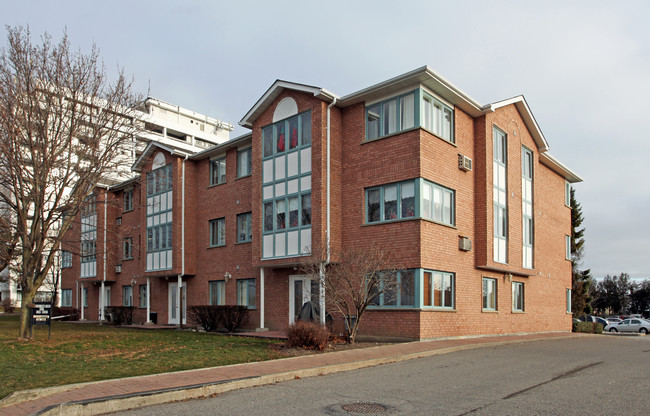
[146,277,151,324]
[99,281,105,321]
[80,283,85,320]
[319,263,326,325]
[177,275,182,326]
[259,268,265,329]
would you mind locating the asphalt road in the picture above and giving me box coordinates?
[110,335,650,415]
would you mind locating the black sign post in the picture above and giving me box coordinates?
[31,302,52,339]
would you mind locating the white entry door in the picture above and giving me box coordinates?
[289,275,319,325]
[168,282,187,325]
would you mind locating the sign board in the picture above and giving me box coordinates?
[31,302,53,339]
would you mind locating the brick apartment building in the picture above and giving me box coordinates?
[60,66,581,340]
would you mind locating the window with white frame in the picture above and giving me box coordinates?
[61,289,72,307]
[210,218,226,247]
[237,147,252,177]
[566,235,571,260]
[421,92,453,142]
[422,270,455,309]
[139,285,147,308]
[493,127,508,264]
[146,164,173,271]
[421,180,454,225]
[123,237,133,260]
[210,157,226,185]
[522,147,533,269]
[80,194,97,278]
[123,285,133,307]
[512,281,524,312]
[123,188,133,211]
[237,212,252,243]
[368,270,416,307]
[61,251,72,268]
[482,277,497,311]
[209,281,225,305]
[237,279,255,308]
[262,111,312,259]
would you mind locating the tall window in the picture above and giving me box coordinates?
[512,282,524,312]
[210,157,226,185]
[482,277,497,311]
[123,286,133,307]
[522,147,533,269]
[123,237,133,260]
[123,188,133,211]
[80,194,97,278]
[237,213,252,243]
[565,181,571,207]
[61,289,72,307]
[83,287,88,307]
[139,285,147,308]
[146,163,173,271]
[566,235,571,260]
[493,127,507,263]
[237,147,252,177]
[262,111,312,258]
[210,218,226,247]
[61,251,72,268]
[237,279,256,308]
[209,281,225,305]
[422,271,454,309]
[566,289,572,313]
[421,92,453,142]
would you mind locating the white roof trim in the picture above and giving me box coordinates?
[131,141,189,172]
[489,96,550,152]
[239,80,337,128]
[539,152,583,183]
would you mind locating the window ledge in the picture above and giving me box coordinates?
[235,174,252,180]
[207,245,226,249]
[207,182,226,189]
[512,310,525,314]
[122,257,134,262]
[235,241,252,245]
[122,209,134,214]
[482,309,499,313]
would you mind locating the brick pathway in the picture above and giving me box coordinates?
[0,332,580,416]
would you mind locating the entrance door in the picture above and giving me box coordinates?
[168,282,187,325]
[289,275,319,325]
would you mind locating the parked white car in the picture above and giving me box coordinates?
[604,319,650,334]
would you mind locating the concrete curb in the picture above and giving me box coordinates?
[34,334,585,416]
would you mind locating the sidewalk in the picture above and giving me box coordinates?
[0,332,581,416]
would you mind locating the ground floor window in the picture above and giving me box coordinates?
[123,286,133,307]
[139,285,147,308]
[61,289,72,307]
[83,288,88,308]
[237,279,255,309]
[209,280,226,305]
[423,270,454,309]
[369,270,416,307]
[566,289,572,313]
[512,281,524,312]
[482,277,497,311]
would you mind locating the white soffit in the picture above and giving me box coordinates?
[488,96,550,153]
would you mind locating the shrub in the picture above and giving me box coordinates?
[572,321,603,334]
[216,305,249,333]
[104,306,134,325]
[286,320,330,351]
[188,305,221,332]
[52,307,79,321]
[1,298,14,313]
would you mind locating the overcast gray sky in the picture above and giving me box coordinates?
[4,0,649,280]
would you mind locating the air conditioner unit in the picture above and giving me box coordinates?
[115,264,122,274]
[459,236,472,251]
[458,154,473,172]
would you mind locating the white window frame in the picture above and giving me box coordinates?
[522,147,534,269]
[482,277,497,311]
[512,281,524,312]
[566,235,571,260]
[493,127,508,264]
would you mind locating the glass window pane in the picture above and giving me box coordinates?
[433,273,443,307]
[443,107,452,141]
[423,97,433,131]
[400,270,415,306]
[423,272,432,306]
[384,185,397,220]
[263,126,273,158]
[401,93,415,130]
[367,189,380,222]
[301,194,311,226]
[443,190,452,224]
[289,117,299,150]
[443,274,453,308]
[276,199,286,230]
[401,181,415,218]
[276,123,286,153]
[264,203,273,231]
[422,183,432,219]
[289,197,299,228]
[384,99,397,135]
[300,112,311,145]
[382,271,397,306]
[433,187,442,221]
[366,104,380,140]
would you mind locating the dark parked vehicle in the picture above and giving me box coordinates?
[579,315,608,327]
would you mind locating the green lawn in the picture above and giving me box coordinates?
[0,315,286,400]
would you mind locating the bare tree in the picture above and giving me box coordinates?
[301,246,397,344]
[0,26,140,339]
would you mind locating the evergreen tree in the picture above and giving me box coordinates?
[570,187,593,316]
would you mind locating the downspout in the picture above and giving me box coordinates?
[321,98,337,325]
